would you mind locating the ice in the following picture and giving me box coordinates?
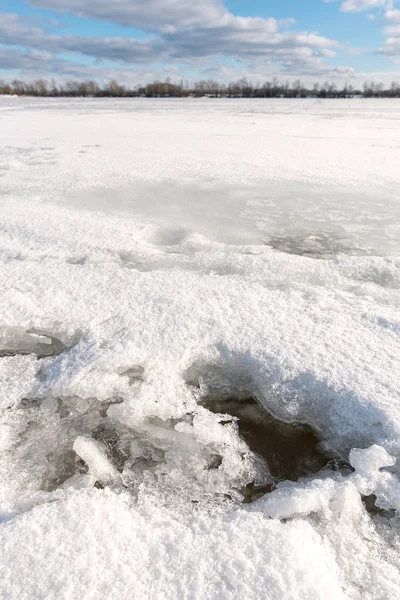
[349,444,396,476]
[73,436,121,486]
[0,97,400,598]
[0,327,70,358]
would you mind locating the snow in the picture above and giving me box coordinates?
[0,97,400,599]
[0,490,346,600]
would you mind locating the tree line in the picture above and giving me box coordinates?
[1,77,400,98]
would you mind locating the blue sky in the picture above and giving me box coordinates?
[0,0,399,85]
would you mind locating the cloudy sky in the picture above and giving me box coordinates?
[0,0,400,85]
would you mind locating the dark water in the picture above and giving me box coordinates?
[200,394,337,502]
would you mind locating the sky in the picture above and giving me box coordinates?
[0,0,400,86]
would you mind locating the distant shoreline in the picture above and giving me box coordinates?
[1,78,399,99]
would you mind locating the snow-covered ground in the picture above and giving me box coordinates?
[0,97,400,599]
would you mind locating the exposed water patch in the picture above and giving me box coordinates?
[362,494,396,519]
[200,394,335,502]
[186,363,397,517]
[5,384,394,519]
[184,359,357,503]
[91,422,131,472]
[4,355,389,514]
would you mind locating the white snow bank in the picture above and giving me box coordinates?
[0,488,347,600]
[2,461,400,600]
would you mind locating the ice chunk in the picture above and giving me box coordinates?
[73,436,121,486]
[349,445,396,476]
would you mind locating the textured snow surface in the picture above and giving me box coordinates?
[0,98,400,599]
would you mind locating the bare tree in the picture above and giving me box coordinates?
[0,77,399,99]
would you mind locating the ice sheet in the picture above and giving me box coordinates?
[0,98,400,599]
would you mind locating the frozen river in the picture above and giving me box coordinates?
[0,98,400,599]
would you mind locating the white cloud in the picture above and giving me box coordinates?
[342,43,369,54]
[379,8,400,56]
[341,0,390,12]
[0,8,343,78]
[383,38,400,52]
[379,36,400,55]
[0,0,391,82]
[385,8,400,21]
[384,23,400,33]
[25,0,271,33]
[0,46,186,84]
[0,12,166,63]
